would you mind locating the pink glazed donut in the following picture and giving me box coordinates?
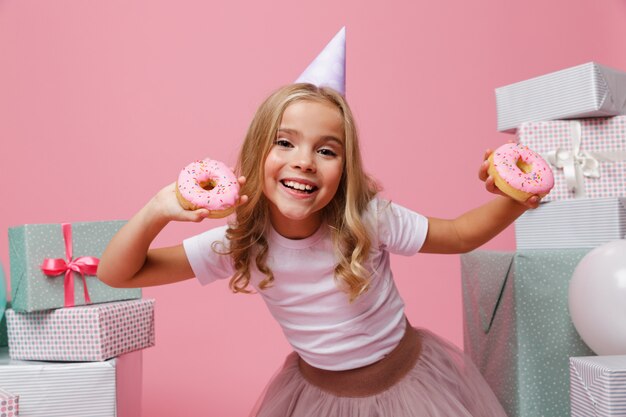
[487,143,554,202]
[175,158,240,218]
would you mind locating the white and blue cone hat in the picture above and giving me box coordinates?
[295,27,346,96]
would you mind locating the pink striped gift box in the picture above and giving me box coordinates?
[570,356,626,417]
[517,117,626,202]
[0,387,19,417]
[5,299,154,362]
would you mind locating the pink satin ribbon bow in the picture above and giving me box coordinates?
[40,223,99,307]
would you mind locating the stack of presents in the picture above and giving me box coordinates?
[462,62,626,417]
[0,221,155,417]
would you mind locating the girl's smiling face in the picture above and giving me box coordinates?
[263,99,345,239]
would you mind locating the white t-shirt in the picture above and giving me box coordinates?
[183,198,429,370]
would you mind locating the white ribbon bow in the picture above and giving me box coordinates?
[543,121,626,198]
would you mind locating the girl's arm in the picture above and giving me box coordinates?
[420,150,540,254]
[97,182,213,288]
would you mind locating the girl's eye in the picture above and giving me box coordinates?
[274,139,292,148]
[318,148,337,157]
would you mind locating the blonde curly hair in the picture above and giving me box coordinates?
[223,83,379,302]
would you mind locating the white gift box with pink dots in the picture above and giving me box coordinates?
[0,387,19,417]
[5,298,154,362]
[516,116,626,202]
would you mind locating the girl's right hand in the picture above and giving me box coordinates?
[151,176,249,223]
[151,182,211,223]
[478,149,540,209]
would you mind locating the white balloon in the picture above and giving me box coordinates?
[569,240,626,355]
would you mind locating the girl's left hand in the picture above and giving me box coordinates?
[478,149,541,209]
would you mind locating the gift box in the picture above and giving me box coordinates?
[516,117,626,201]
[495,62,626,132]
[0,303,9,348]
[0,387,19,417]
[0,347,141,417]
[0,261,7,348]
[0,260,6,322]
[570,355,626,417]
[515,197,626,249]
[6,298,154,362]
[9,221,141,312]
[461,250,595,417]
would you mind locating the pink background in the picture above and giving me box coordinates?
[2,1,626,415]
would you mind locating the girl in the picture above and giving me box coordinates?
[99,83,537,416]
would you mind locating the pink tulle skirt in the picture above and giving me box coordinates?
[251,328,507,417]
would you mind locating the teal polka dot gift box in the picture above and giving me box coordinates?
[461,250,595,417]
[8,221,141,313]
[0,262,7,348]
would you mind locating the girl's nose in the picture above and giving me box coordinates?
[292,152,316,173]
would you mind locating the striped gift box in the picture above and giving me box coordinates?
[0,387,19,417]
[0,347,141,417]
[6,299,154,362]
[496,62,626,133]
[570,356,626,417]
[515,198,626,249]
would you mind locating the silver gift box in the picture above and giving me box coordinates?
[0,347,142,417]
[570,355,626,417]
[515,197,626,249]
[496,62,626,133]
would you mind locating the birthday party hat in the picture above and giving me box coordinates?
[295,27,346,95]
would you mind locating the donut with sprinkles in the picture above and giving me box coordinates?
[175,158,240,218]
[487,143,554,202]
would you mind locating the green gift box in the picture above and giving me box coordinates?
[9,221,141,312]
[0,303,9,348]
[461,250,595,417]
[0,262,7,347]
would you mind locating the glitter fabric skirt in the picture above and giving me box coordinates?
[250,327,507,417]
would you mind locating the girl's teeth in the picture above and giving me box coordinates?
[285,181,314,191]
